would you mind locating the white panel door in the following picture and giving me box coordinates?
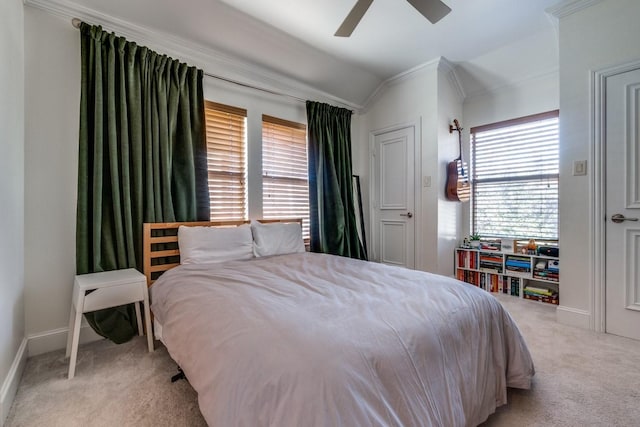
[605,67,640,340]
[373,126,415,268]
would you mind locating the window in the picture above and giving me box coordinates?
[471,110,559,240]
[261,115,309,239]
[204,101,247,221]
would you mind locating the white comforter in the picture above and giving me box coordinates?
[150,252,534,427]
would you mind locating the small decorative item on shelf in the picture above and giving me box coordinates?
[461,237,470,248]
[537,246,559,257]
[469,233,481,248]
[526,239,537,255]
[480,239,501,251]
[499,238,515,253]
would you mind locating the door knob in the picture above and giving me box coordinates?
[400,212,413,218]
[611,214,639,223]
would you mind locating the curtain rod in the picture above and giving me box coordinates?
[203,73,307,104]
[71,18,309,105]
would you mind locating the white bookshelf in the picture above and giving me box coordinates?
[454,248,559,305]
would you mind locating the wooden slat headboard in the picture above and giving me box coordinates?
[142,218,303,286]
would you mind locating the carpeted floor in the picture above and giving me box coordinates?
[6,294,640,427]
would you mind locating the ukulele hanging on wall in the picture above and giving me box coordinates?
[445,119,471,202]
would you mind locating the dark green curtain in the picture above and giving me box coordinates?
[77,24,209,343]
[306,101,366,260]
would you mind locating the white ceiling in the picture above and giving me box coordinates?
[68,0,561,107]
[220,0,558,76]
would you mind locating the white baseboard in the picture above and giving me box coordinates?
[27,325,102,357]
[0,338,27,426]
[556,305,592,330]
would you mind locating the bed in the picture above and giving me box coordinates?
[144,219,534,427]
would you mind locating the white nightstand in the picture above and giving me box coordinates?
[66,268,154,379]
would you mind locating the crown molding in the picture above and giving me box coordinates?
[437,57,466,102]
[362,57,442,112]
[388,57,442,86]
[361,56,465,113]
[546,0,604,19]
[23,0,363,112]
[360,83,386,114]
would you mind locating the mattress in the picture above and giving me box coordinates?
[150,252,534,427]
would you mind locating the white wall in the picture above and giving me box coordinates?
[437,68,464,277]
[22,7,315,355]
[0,0,26,422]
[456,29,559,102]
[24,8,87,355]
[358,59,463,276]
[557,0,640,328]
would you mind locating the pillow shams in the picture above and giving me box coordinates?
[251,221,305,257]
[178,224,253,264]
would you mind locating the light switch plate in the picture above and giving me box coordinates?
[573,160,587,176]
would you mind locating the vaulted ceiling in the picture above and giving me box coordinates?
[65,0,561,107]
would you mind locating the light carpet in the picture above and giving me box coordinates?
[6,294,640,426]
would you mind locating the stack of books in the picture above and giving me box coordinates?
[533,260,559,282]
[505,255,531,274]
[533,269,559,282]
[523,286,559,304]
[479,253,503,273]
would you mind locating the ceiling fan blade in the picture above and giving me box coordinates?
[406,0,451,24]
[335,0,374,37]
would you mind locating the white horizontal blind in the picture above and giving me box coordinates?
[471,111,559,240]
[204,101,247,221]
[262,115,309,239]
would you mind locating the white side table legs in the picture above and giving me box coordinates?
[66,269,154,379]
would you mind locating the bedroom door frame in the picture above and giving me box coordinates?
[592,59,640,334]
[369,118,422,267]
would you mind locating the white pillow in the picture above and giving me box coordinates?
[251,221,306,257]
[178,224,253,264]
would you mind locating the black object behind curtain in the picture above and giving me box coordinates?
[76,23,209,343]
[306,101,366,260]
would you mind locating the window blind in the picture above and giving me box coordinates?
[471,111,559,240]
[204,101,247,221]
[262,115,309,239]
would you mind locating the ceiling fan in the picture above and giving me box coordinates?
[335,0,451,37]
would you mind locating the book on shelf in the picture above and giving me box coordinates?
[505,267,531,275]
[499,275,506,294]
[523,292,559,305]
[457,250,478,270]
[505,260,530,268]
[532,269,559,282]
[507,255,532,261]
[479,252,503,273]
[524,286,555,297]
[490,274,498,292]
[461,270,480,286]
[510,277,520,296]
